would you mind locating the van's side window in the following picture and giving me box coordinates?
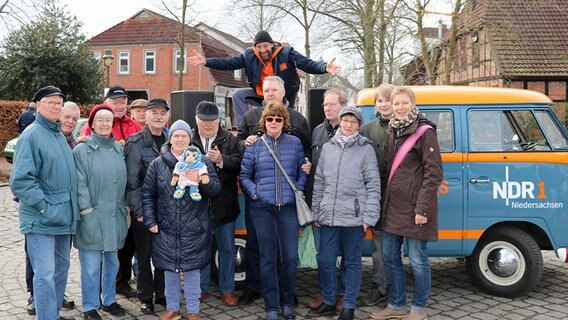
[423,111,454,152]
[468,110,558,152]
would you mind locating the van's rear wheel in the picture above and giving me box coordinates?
[466,226,543,297]
[211,236,247,290]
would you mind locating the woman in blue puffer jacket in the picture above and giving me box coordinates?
[141,120,221,320]
[239,101,308,320]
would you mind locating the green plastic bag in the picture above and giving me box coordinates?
[298,225,318,269]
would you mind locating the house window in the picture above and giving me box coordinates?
[118,51,130,74]
[234,69,242,80]
[93,51,101,61]
[174,49,187,74]
[144,50,156,74]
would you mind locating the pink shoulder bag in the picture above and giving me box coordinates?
[387,125,433,184]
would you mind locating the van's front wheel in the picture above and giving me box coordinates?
[466,226,543,297]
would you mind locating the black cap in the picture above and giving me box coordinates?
[196,101,219,120]
[147,98,170,110]
[253,30,273,45]
[32,85,64,103]
[106,86,128,99]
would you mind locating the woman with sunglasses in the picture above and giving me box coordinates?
[239,101,308,320]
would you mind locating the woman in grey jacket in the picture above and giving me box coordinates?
[73,105,128,320]
[311,106,381,320]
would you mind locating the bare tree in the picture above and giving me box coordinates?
[0,0,42,38]
[227,0,289,41]
[155,0,201,90]
[260,0,328,93]
[312,0,404,87]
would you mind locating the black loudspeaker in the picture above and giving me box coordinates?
[170,90,214,129]
[308,88,328,132]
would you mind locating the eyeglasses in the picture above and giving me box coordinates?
[41,100,63,108]
[322,102,339,107]
[266,116,283,123]
[341,119,359,126]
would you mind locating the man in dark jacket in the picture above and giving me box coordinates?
[192,101,243,306]
[237,75,312,306]
[125,98,170,314]
[188,30,341,127]
[17,102,37,134]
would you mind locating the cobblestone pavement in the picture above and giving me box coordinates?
[1,184,568,320]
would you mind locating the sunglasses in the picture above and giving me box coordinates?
[266,116,283,123]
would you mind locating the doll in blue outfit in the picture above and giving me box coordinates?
[171,146,210,201]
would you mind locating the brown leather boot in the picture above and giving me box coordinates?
[308,294,323,309]
[186,313,201,320]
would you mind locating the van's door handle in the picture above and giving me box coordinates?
[470,178,490,184]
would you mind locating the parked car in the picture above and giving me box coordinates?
[224,86,568,297]
[3,117,87,163]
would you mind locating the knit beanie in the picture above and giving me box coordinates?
[253,30,273,45]
[169,119,192,140]
[88,104,114,130]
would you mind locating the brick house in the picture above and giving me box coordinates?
[86,9,248,125]
[403,0,568,119]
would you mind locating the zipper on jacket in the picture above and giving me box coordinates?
[330,144,346,226]
[175,198,181,272]
[274,139,282,206]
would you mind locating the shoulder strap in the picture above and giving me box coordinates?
[388,125,433,184]
[261,135,298,192]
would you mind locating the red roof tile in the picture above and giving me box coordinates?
[457,0,568,77]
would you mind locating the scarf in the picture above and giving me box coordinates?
[388,107,420,132]
[334,129,359,148]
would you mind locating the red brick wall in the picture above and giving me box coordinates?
[95,43,215,102]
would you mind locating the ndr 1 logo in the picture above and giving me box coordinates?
[492,166,562,209]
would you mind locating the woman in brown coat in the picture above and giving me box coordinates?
[370,87,443,320]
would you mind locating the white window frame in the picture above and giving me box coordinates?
[174,49,187,74]
[118,51,130,75]
[234,69,242,80]
[92,51,102,62]
[144,50,156,74]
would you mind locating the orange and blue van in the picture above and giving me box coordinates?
[355,85,568,297]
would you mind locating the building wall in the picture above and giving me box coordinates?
[92,42,215,102]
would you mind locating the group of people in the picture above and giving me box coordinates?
[9,28,443,320]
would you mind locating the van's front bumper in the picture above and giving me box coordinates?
[556,248,568,262]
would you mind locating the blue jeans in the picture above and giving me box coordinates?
[165,270,200,313]
[232,88,262,128]
[313,225,345,296]
[250,206,298,312]
[78,250,119,312]
[318,226,364,309]
[382,231,431,309]
[26,233,71,320]
[200,220,236,294]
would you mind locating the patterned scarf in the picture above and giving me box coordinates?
[388,107,420,132]
[334,129,359,148]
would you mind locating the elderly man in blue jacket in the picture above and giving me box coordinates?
[187,30,341,127]
[10,85,79,320]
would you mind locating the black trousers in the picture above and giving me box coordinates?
[116,226,136,289]
[132,219,165,302]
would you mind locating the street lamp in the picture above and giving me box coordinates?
[102,49,114,88]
